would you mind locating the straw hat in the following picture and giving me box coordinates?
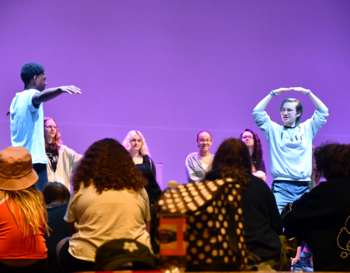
[0,146,38,191]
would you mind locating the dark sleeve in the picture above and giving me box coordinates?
[146,179,162,206]
[143,155,157,179]
[257,158,266,173]
[282,184,333,241]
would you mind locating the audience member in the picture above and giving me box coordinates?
[123,130,157,178]
[205,138,291,270]
[240,128,266,181]
[57,138,152,272]
[185,130,214,183]
[43,182,70,272]
[44,117,81,190]
[0,146,51,273]
[282,143,350,271]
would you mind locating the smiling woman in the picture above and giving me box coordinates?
[185,130,214,183]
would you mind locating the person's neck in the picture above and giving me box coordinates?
[198,150,210,157]
[248,146,253,156]
[130,150,142,158]
[24,83,37,91]
[46,138,53,144]
[283,122,296,128]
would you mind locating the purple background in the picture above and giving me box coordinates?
[1,0,349,187]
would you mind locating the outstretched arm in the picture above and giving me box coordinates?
[32,85,81,106]
[254,87,291,111]
[290,87,328,111]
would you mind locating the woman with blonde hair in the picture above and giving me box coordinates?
[0,146,51,273]
[44,117,81,190]
[123,130,156,177]
[57,138,152,272]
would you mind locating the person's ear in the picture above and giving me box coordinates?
[297,111,301,117]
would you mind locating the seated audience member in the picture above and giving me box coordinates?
[240,129,267,181]
[57,138,152,272]
[0,146,51,273]
[185,130,214,183]
[205,138,290,270]
[43,182,70,272]
[44,117,82,190]
[283,143,350,271]
[136,164,162,207]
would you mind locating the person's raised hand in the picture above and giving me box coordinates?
[60,85,82,95]
[272,87,292,96]
[289,87,310,95]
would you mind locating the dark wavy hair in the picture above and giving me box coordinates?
[21,62,45,84]
[239,128,263,170]
[43,182,70,209]
[73,138,145,194]
[314,143,350,180]
[206,138,251,188]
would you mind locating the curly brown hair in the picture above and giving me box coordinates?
[314,143,350,180]
[72,138,145,194]
[207,138,251,188]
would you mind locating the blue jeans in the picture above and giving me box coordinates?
[271,181,309,214]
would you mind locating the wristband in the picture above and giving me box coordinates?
[270,91,276,97]
[306,90,311,96]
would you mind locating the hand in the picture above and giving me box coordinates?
[289,87,310,95]
[272,87,292,96]
[60,85,82,95]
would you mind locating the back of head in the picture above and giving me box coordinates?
[43,182,70,209]
[208,138,251,187]
[73,138,145,194]
[314,143,350,180]
[21,62,45,85]
[0,146,49,236]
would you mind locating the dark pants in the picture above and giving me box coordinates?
[0,259,52,273]
[33,163,48,192]
[58,240,95,272]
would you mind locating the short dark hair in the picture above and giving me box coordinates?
[314,143,350,180]
[21,62,45,84]
[42,182,70,209]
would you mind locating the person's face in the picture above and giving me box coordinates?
[130,134,142,152]
[241,131,254,147]
[44,119,57,143]
[280,102,300,127]
[197,132,212,153]
[34,72,47,91]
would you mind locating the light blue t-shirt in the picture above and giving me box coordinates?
[10,89,47,164]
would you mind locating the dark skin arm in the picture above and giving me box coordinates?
[32,85,81,107]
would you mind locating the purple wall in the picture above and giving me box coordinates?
[1,0,350,187]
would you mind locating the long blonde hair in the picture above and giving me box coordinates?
[122,130,151,156]
[0,185,50,237]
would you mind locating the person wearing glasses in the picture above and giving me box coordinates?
[185,130,214,183]
[253,87,329,214]
[44,117,82,190]
[240,129,266,181]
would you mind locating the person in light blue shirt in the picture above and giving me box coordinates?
[9,62,81,191]
[253,87,328,213]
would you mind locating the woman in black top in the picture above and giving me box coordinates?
[122,130,156,178]
[240,129,266,181]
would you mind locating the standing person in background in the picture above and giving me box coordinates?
[43,182,70,272]
[185,130,214,183]
[136,164,162,207]
[0,146,51,273]
[240,128,267,181]
[9,62,81,191]
[123,130,156,178]
[253,87,328,213]
[44,117,81,190]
